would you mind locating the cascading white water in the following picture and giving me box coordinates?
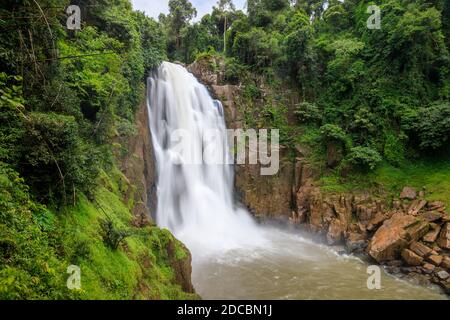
[147,62,265,256]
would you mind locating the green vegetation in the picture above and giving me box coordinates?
[319,158,450,208]
[0,162,197,299]
[0,0,196,300]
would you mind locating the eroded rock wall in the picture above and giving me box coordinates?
[115,98,157,227]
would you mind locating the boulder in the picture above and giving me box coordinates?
[327,219,344,245]
[423,223,441,243]
[400,187,417,200]
[427,201,446,211]
[437,270,449,280]
[437,222,450,249]
[426,255,443,266]
[441,256,450,269]
[422,263,435,274]
[406,220,430,241]
[401,249,424,266]
[409,242,432,257]
[419,211,442,222]
[346,232,367,253]
[367,212,388,231]
[408,199,427,215]
[368,212,428,262]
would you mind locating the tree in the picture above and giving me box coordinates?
[168,0,197,51]
[215,0,236,52]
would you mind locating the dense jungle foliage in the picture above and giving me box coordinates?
[0,0,199,299]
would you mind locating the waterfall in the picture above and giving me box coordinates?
[146,63,445,300]
[147,62,265,257]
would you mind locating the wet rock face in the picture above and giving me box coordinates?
[115,99,156,226]
[166,238,196,294]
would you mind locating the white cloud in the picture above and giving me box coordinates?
[131,0,246,21]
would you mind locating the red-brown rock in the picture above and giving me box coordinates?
[422,263,436,273]
[408,199,427,215]
[437,222,450,249]
[327,219,344,245]
[441,256,450,269]
[401,249,424,266]
[367,212,388,231]
[419,210,442,222]
[346,232,367,253]
[409,241,432,257]
[400,187,417,200]
[427,201,445,211]
[423,223,441,243]
[368,213,417,262]
[427,255,443,266]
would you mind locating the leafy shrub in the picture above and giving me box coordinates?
[224,57,247,84]
[99,218,131,250]
[320,124,352,149]
[20,112,105,204]
[242,83,261,100]
[413,101,450,150]
[0,163,69,299]
[383,132,405,166]
[345,146,383,171]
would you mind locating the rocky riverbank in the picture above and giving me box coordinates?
[293,185,450,294]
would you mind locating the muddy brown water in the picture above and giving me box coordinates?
[192,227,446,300]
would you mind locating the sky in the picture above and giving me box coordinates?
[131,0,246,20]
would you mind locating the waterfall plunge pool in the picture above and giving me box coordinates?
[191,226,446,300]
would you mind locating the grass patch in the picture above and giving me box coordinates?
[319,157,450,213]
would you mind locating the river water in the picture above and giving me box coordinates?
[192,227,445,300]
[147,62,446,300]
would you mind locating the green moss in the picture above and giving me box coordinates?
[64,167,197,299]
